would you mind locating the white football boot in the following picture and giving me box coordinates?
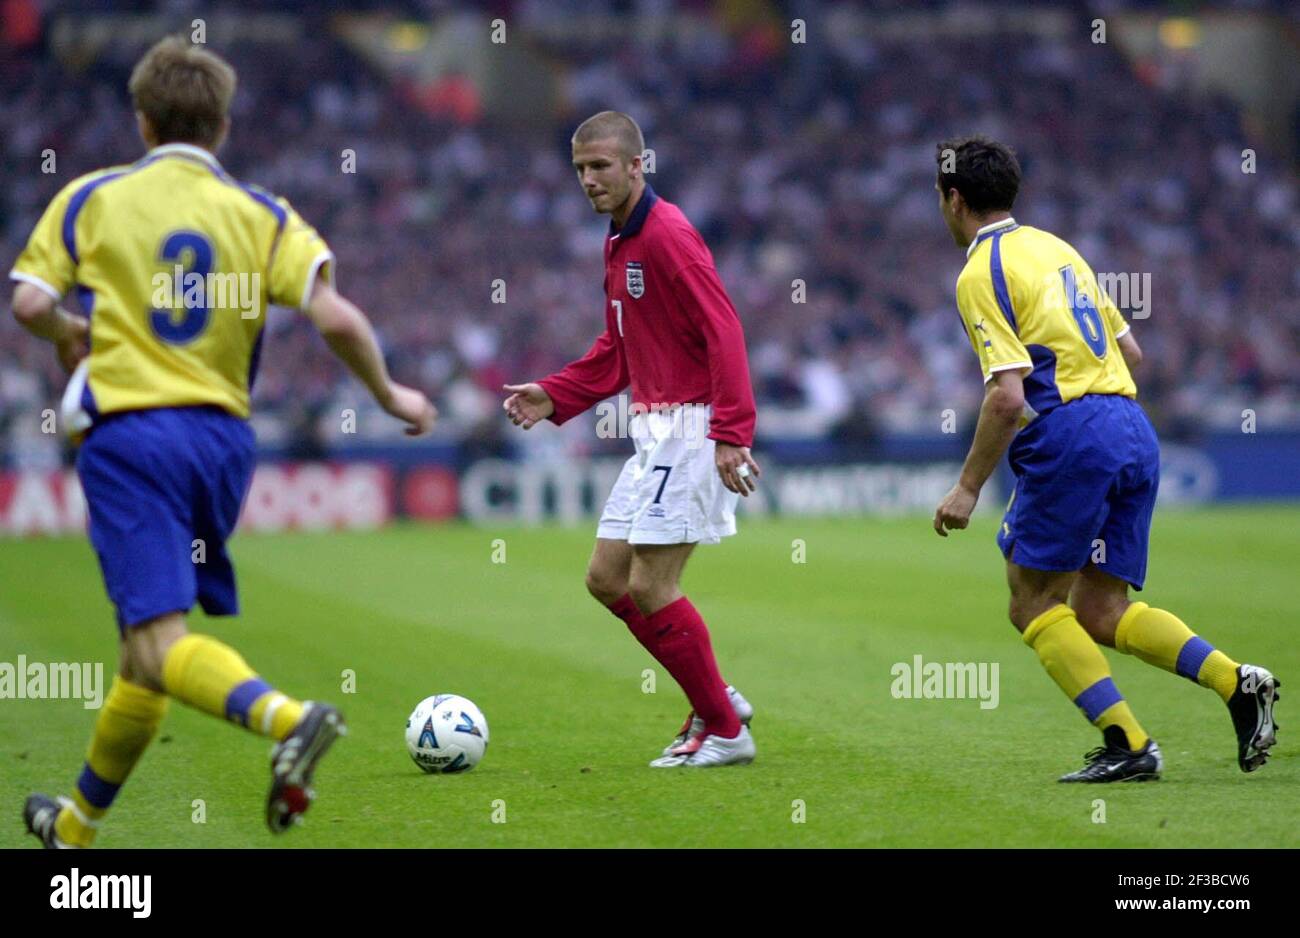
[651,725,756,768]
[660,685,753,757]
[1227,664,1280,772]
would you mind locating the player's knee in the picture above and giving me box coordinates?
[121,613,187,691]
[1007,593,1059,632]
[625,573,668,614]
[120,645,166,692]
[1072,597,1125,647]
[626,579,654,612]
[1007,597,1033,632]
[584,567,626,606]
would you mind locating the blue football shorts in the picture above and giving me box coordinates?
[76,406,256,631]
[997,394,1160,589]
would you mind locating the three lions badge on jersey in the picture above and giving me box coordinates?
[626,261,644,298]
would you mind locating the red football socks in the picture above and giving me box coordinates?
[605,593,739,739]
[642,596,740,739]
[608,593,658,653]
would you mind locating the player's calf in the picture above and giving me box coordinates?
[1112,602,1242,702]
[161,633,307,739]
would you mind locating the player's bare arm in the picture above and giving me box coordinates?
[501,382,555,429]
[715,442,760,496]
[1118,331,1142,368]
[303,274,437,436]
[11,281,89,374]
[934,369,1025,536]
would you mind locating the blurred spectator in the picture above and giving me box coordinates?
[2,3,1298,467]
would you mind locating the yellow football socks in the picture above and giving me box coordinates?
[55,676,168,848]
[161,633,304,739]
[1114,601,1239,702]
[53,636,305,847]
[1023,604,1149,750]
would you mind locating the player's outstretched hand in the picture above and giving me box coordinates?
[933,482,978,536]
[502,383,555,429]
[55,313,90,374]
[716,443,761,496]
[383,382,438,436]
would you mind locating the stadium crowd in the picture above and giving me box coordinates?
[2,3,1297,468]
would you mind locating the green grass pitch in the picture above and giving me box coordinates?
[1,506,1296,848]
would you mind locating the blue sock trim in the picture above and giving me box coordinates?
[1074,677,1123,723]
[76,763,120,810]
[224,677,272,726]
[1175,636,1214,682]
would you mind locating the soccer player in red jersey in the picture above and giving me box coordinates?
[503,111,760,767]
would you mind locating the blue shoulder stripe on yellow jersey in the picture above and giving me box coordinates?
[62,169,135,262]
[229,180,287,226]
[987,226,1020,332]
[10,143,335,421]
[954,217,1136,422]
[221,179,287,271]
[198,161,289,268]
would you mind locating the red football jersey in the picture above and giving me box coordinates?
[538,185,757,447]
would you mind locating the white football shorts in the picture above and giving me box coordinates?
[596,404,739,545]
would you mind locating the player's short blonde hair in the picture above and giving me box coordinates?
[572,111,645,164]
[129,36,236,148]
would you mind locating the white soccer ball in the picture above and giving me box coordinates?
[405,694,489,774]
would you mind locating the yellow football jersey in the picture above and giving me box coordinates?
[955,217,1135,421]
[9,143,333,421]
